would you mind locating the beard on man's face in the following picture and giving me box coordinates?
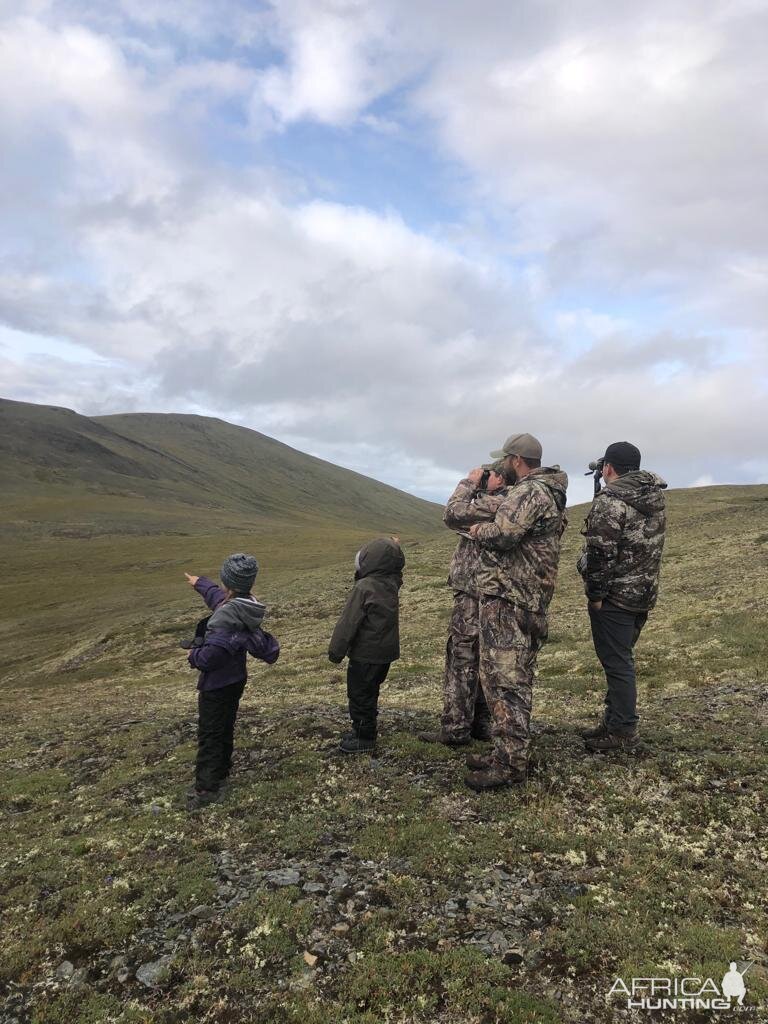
[502,459,517,485]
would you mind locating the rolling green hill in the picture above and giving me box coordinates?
[0,397,442,533]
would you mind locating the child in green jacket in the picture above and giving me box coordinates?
[328,537,405,753]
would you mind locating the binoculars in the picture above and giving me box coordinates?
[585,458,605,496]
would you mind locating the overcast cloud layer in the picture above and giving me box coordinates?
[2,0,767,505]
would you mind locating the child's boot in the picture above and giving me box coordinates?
[186,787,224,812]
[339,721,376,755]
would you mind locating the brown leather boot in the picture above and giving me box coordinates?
[585,730,639,753]
[464,766,527,791]
[580,719,609,740]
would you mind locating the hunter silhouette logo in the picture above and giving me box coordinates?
[722,962,751,1007]
[608,960,756,1011]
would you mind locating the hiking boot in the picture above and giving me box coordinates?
[187,777,230,799]
[585,730,639,753]
[186,787,223,812]
[465,751,495,771]
[339,733,375,754]
[464,767,527,791]
[580,719,609,740]
[417,730,471,747]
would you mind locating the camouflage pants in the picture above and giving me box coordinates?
[478,596,548,772]
[440,591,491,741]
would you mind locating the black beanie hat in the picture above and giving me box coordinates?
[220,553,259,593]
[604,441,641,472]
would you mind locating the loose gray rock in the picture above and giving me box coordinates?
[266,868,301,887]
[502,947,525,965]
[136,956,172,988]
[190,904,215,920]
[56,961,74,981]
[303,882,326,893]
[70,967,89,989]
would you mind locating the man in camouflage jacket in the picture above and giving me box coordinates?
[465,433,568,791]
[578,441,667,752]
[419,465,507,747]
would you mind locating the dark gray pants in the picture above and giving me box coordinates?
[347,660,390,739]
[589,601,648,733]
[196,680,245,792]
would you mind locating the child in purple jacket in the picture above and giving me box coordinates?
[183,553,279,811]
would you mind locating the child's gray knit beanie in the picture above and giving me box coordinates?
[221,553,259,593]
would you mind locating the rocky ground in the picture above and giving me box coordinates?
[2,678,767,1024]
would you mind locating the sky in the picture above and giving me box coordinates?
[2,0,767,506]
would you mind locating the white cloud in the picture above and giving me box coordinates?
[253,0,407,127]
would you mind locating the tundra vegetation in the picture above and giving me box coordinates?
[1,402,766,1023]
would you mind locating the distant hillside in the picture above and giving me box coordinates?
[0,398,441,535]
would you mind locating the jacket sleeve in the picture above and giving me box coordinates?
[188,642,230,672]
[472,484,545,551]
[443,479,504,529]
[328,585,367,663]
[194,577,227,611]
[582,495,626,600]
[247,629,280,665]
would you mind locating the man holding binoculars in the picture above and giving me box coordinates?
[578,441,667,752]
[419,461,508,748]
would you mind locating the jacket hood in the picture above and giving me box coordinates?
[356,538,406,579]
[603,470,667,515]
[207,595,266,634]
[528,466,569,509]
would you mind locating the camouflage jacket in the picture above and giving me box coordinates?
[472,467,569,614]
[444,478,506,596]
[578,470,667,611]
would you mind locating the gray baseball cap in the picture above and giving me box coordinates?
[490,432,543,461]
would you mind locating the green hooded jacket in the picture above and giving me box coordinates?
[328,538,405,664]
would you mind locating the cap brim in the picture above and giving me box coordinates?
[489,449,506,459]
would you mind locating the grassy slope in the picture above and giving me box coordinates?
[1,485,767,1023]
[0,398,441,687]
[0,398,440,530]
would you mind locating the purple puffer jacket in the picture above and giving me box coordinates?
[188,577,280,692]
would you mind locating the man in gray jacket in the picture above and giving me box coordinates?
[578,442,667,752]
